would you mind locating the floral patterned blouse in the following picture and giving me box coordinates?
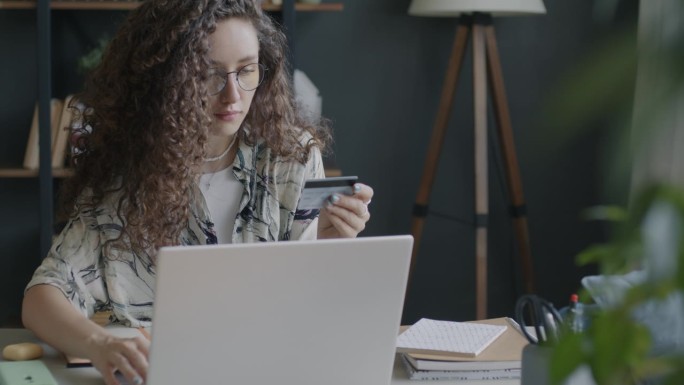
[25,135,325,327]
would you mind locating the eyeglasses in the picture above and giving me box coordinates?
[206,63,267,95]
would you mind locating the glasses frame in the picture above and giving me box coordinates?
[207,63,267,95]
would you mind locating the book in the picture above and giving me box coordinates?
[52,94,76,169]
[401,318,528,371]
[400,354,521,381]
[396,318,507,357]
[23,98,64,170]
[402,353,520,371]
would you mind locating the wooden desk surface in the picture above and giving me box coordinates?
[0,329,519,385]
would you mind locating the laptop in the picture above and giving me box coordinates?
[146,235,413,385]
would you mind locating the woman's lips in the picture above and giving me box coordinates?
[214,111,241,122]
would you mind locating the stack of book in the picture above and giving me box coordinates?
[397,317,528,381]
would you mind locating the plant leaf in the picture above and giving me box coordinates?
[550,332,586,385]
[580,205,628,222]
[590,311,651,385]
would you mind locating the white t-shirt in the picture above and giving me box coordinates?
[198,168,243,243]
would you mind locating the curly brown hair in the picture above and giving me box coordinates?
[60,0,332,258]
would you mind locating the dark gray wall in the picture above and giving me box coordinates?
[0,1,637,326]
[294,0,636,323]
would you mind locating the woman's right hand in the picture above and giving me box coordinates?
[87,335,150,385]
[22,285,150,385]
[86,333,150,385]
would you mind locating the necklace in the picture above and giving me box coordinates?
[201,135,238,190]
[204,134,238,163]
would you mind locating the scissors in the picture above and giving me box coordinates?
[514,294,564,345]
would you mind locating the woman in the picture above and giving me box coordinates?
[22,1,373,384]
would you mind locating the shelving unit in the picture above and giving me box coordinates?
[1,1,344,260]
[0,0,343,179]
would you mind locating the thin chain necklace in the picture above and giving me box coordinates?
[204,134,238,163]
[202,135,238,190]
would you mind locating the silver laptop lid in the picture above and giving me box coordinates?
[148,235,413,385]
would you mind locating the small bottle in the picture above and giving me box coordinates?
[565,294,584,333]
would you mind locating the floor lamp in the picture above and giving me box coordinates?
[408,0,546,320]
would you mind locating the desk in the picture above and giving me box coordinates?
[1,329,519,385]
[0,329,102,385]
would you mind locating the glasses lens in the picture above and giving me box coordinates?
[237,63,264,91]
[207,71,226,95]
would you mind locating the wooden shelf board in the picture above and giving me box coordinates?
[0,1,35,9]
[0,1,139,10]
[0,168,73,178]
[51,1,140,10]
[263,3,344,12]
[0,1,343,11]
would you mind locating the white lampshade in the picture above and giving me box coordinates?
[408,0,546,17]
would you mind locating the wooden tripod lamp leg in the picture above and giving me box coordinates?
[472,18,489,320]
[408,18,470,292]
[484,24,536,294]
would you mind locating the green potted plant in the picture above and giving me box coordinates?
[538,1,684,384]
[549,184,684,385]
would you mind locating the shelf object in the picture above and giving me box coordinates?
[0,1,343,11]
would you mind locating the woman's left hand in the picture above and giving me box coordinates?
[318,183,374,239]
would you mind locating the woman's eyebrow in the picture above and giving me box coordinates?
[209,55,259,67]
[237,55,258,63]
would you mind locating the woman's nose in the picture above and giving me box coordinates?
[219,74,241,103]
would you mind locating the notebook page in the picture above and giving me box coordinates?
[396,318,507,357]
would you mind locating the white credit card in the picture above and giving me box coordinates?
[297,176,358,210]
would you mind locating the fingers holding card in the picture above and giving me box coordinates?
[297,176,358,210]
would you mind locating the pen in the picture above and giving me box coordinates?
[544,311,558,342]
